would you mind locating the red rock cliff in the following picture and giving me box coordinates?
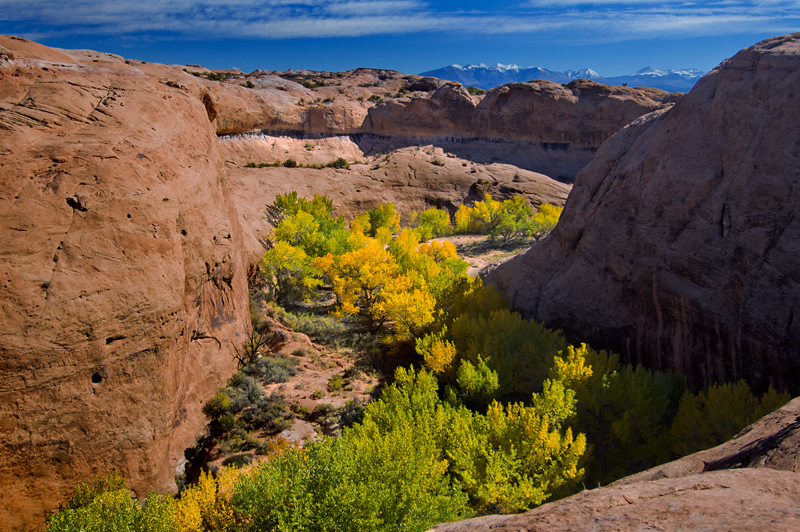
[487,34,800,395]
[0,36,250,529]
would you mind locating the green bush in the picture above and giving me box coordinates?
[326,157,350,169]
[283,159,298,168]
[327,374,343,392]
[240,393,293,434]
[244,355,299,384]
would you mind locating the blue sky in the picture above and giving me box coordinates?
[1,1,798,76]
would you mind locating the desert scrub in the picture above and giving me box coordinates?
[292,346,317,358]
[327,374,343,392]
[326,157,350,169]
[240,393,293,434]
[244,355,299,384]
[281,310,360,348]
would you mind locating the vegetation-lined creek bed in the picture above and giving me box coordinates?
[48,192,791,532]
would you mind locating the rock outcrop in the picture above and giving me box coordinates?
[487,34,800,394]
[430,396,800,531]
[204,68,676,180]
[0,36,250,529]
[222,139,570,264]
[368,79,675,146]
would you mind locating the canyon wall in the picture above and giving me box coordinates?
[207,70,676,181]
[487,34,800,395]
[0,37,250,529]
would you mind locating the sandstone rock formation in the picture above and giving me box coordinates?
[429,395,800,531]
[0,36,251,529]
[0,33,687,531]
[203,67,676,181]
[221,137,571,264]
[487,33,800,395]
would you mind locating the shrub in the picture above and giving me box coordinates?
[311,389,325,400]
[327,374,343,392]
[241,393,293,434]
[368,94,382,102]
[202,391,231,420]
[222,453,254,468]
[338,399,365,427]
[244,355,299,384]
[283,158,298,168]
[326,157,350,169]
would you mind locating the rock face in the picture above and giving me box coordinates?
[368,79,674,146]
[429,396,800,531]
[487,34,800,395]
[206,69,675,181]
[0,36,250,529]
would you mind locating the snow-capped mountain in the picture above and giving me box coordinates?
[632,66,704,78]
[420,63,704,93]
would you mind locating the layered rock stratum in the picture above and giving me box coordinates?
[213,71,676,181]
[488,33,800,396]
[430,395,800,531]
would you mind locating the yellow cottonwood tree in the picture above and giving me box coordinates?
[175,468,242,532]
[315,239,436,336]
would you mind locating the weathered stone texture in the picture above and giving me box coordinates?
[488,34,800,395]
[0,36,250,530]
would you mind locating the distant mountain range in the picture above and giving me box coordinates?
[420,63,705,93]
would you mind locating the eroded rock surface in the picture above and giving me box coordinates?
[0,36,250,530]
[203,66,675,180]
[429,396,800,531]
[488,33,800,395]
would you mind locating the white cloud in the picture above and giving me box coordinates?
[0,0,798,40]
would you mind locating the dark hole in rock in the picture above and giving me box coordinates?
[201,92,218,122]
[66,196,88,212]
[91,372,103,384]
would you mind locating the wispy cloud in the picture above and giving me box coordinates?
[1,0,798,41]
